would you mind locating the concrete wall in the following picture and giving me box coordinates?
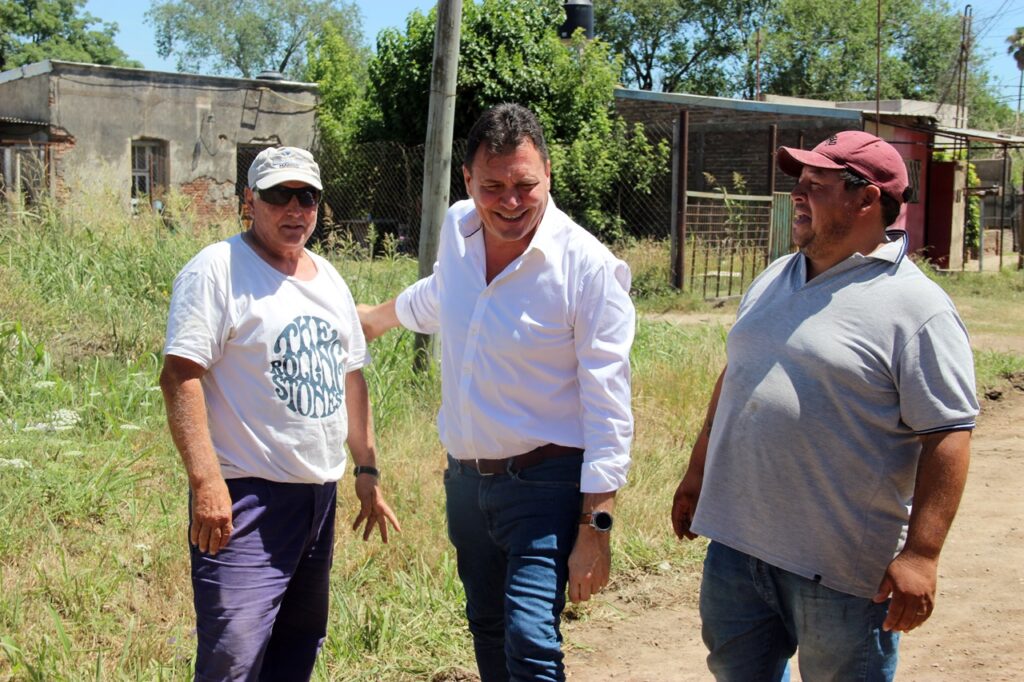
[0,63,53,124]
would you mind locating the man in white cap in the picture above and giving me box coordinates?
[671,131,979,680]
[160,146,400,680]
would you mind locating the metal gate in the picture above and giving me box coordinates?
[683,190,773,298]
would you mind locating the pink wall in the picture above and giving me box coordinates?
[879,125,931,255]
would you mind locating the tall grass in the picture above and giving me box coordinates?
[1,191,1020,680]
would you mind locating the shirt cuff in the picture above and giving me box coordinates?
[580,451,630,493]
[394,288,424,333]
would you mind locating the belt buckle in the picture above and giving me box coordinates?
[474,459,496,476]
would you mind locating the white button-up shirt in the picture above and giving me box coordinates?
[396,198,634,492]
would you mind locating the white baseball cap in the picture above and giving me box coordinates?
[247,146,323,190]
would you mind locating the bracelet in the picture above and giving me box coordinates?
[353,465,380,478]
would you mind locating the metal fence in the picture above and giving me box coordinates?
[309,128,681,255]
[681,191,775,298]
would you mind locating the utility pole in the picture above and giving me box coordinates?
[415,0,463,368]
[875,0,881,134]
[755,29,762,100]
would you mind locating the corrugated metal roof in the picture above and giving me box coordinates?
[933,125,1024,147]
[615,87,862,120]
[0,114,48,126]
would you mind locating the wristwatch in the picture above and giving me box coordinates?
[579,510,614,532]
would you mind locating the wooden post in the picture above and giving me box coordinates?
[414,0,462,368]
[999,147,1008,271]
[767,123,779,269]
[670,109,689,289]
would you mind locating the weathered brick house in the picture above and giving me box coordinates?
[0,60,319,220]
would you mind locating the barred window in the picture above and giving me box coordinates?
[131,139,168,209]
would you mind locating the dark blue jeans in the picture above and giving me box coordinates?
[190,477,337,682]
[444,453,583,682]
[700,541,899,682]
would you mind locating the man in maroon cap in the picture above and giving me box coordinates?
[671,130,978,680]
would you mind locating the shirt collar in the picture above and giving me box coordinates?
[457,195,563,262]
[864,229,909,263]
[523,196,562,261]
[797,229,908,285]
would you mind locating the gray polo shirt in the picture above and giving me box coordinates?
[691,232,979,598]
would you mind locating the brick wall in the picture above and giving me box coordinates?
[616,98,861,196]
[177,176,240,223]
[48,137,76,200]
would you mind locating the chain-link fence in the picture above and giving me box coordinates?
[613,120,675,242]
[310,122,680,256]
[313,139,469,256]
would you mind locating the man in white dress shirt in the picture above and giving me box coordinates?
[359,103,635,682]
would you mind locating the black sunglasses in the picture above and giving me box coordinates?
[256,186,322,208]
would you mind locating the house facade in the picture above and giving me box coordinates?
[0,60,319,221]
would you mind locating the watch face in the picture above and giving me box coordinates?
[592,511,613,532]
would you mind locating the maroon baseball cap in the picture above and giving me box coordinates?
[777,131,910,203]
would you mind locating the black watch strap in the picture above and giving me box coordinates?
[353,465,380,478]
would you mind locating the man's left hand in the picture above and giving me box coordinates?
[352,475,402,542]
[568,525,610,603]
[873,549,938,632]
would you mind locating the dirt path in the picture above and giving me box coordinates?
[563,387,1024,681]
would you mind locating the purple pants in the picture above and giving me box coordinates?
[190,477,337,682]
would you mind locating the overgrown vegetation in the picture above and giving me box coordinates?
[313,0,670,244]
[1,191,1020,679]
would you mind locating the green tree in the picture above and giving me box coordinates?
[1008,27,1024,130]
[357,0,668,242]
[755,0,1013,129]
[304,20,370,151]
[757,0,956,100]
[0,0,139,70]
[146,0,362,79]
[594,0,771,94]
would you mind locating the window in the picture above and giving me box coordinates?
[131,139,168,209]
[904,159,921,204]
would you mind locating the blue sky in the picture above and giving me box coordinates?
[83,0,429,71]
[84,0,1024,109]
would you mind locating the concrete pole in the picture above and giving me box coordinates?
[415,0,462,368]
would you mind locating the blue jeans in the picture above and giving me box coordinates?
[699,542,899,682]
[190,478,337,682]
[444,453,583,682]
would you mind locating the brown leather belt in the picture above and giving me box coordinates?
[458,443,584,476]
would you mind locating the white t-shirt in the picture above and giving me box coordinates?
[164,234,369,484]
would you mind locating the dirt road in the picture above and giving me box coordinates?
[563,387,1024,681]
